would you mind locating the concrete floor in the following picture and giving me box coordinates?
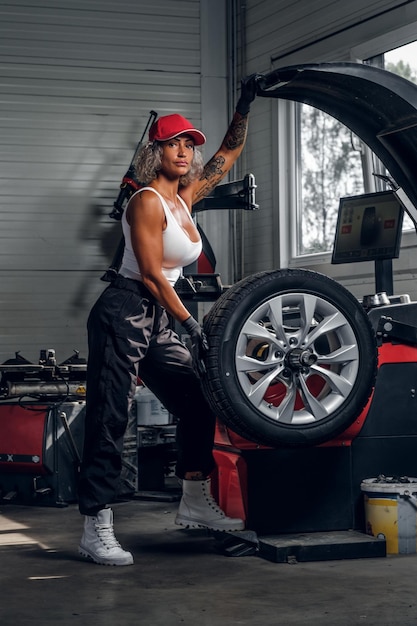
[1,498,417,626]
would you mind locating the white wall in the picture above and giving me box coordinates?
[2,0,417,364]
[0,0,228,363]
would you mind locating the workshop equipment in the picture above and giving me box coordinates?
[0,350,87,506]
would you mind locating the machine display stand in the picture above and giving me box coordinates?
[213,328,417,560]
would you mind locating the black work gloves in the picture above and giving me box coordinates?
[182,315,209,378]
[235,73,261,116]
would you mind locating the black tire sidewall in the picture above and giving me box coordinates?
[203,269,377,447]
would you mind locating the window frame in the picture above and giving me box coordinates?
[285,21,417,269]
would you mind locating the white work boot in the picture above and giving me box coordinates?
[175,478,245,532]
[78,508,134,566]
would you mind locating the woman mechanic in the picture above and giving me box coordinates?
[78,75,258,566]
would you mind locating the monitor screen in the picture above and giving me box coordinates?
[331,190,403,264]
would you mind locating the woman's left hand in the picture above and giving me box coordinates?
[182,316,209,377]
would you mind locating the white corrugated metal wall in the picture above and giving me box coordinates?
[2,0,417,363]
[0,0,214,363]
[239,0,417,301]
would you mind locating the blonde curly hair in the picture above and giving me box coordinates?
[134,141,204,187]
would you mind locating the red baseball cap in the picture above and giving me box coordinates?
[149,114,206,145]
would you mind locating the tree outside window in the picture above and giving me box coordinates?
[298,106,363,255]
[297,41,417,257]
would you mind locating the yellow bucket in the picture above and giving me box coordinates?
[361,477,417,554]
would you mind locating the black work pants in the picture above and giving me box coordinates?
[77,275,215,515]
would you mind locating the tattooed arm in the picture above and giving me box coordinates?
[181,112,249,207]
[179,74,259,208]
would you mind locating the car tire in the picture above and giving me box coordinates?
[202,268,377,447]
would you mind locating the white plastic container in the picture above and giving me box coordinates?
[134,385,170,425]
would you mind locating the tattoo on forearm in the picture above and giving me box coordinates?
[194,180,218,203]
[194,156,226,202]
[192,115,248,204]
[195,156,224,191]
[202,155,225,180]
[224,116,248,150]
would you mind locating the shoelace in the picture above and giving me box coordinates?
[203,487,226,516]
[95,523,122,549]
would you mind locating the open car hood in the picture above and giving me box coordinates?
[257,63,417,210]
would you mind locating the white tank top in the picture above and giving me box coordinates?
[119,187,202,286]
